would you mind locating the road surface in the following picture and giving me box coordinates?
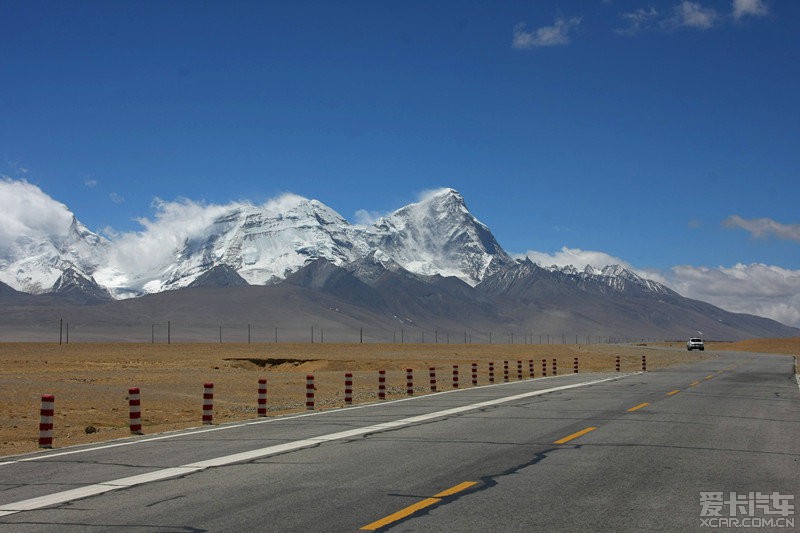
[1,350,798,531]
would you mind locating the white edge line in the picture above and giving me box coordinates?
[0,374,626,516]
[794,356,800,393]
[1,372,638,466]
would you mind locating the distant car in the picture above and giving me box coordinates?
[687,337,704,351]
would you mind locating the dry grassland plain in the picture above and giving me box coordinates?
[1,339,796,457]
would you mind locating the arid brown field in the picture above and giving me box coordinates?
[1,339,796,457]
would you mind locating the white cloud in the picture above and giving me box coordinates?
[84,179,98,188]
[733,0,769,20]
[614,7,660,35]
[109,192,125,204]
[354,209,388,226]
[514,246,668,283]
[723,215,800,242]
[670,263,800,327]
[513,17,582,49]
[0,178,74,248]
[666,1,719,30]
[616,2,718,35]
[102,197,243,278]
[517,246,631,271]
[100,193,310,283]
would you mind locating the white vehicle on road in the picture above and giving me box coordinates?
[687,337,704,351]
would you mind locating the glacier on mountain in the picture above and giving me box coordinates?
[0,216,108,294]
[0,187,667,300]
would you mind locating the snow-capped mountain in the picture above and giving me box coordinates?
[142,197,369,293]
[2,186,797,339]
[0,187,664,302]
[0,215,109,296]
[552,264,671,294]
[369,189,513,284]
[92,188,515,297]
[478,258,674,302]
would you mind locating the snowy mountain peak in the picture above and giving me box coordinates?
[370,189,512,285]
[1,187,671,300]
[0,207,108,294]
[150,197,369,293]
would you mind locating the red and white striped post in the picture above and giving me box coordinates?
[452,365,459,389]
[471,363,478,386]
[528,359,534,378]
[573,357,579,374]
[517,360,523,380]
[503,361,509,382]
[488,362,495,383]
[306,374,315,410]
[38,394,54,449]
[642,355,647,372]
[378,370,386,400]
[541,359,547,377]
[202,383,214,424]
[129,387,142,434]
[429,367,437,392]
[552,358,558,376]
[406,368,414,396]
[257,378,267,417]
[344,373,353,405]
[615,355,620,372]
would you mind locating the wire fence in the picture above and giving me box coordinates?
[0,319,680,344]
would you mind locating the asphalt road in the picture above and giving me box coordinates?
[1,350,798,532]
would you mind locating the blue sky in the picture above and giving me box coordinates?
[2,1,799,325]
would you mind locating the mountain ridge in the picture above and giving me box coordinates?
[1,187,797,340]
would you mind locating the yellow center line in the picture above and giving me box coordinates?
[360,481,477,531]
[666,389,680,396]
[554,426,597,444]
[704,375,714,380]
[689,381,701,387]
[433,481,478,498]
[627,402,650,412]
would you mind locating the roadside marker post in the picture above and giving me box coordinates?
[344,373,353,405]
[642,355,647,372]
[615,355,620,372]
[552,358,558,376]
[528,359,534,378]
[39,394,55,449]
[503,361,509,382]
[406,369,414,396]
[429,367,437,392]
[452,365,459,389]
[306,375,315,410]
[488,362,495,383]
[542,359,547,377]
[573,357,579,374]
[202,383,214,424]
[128,387,143,434]
[257,379,267,417]
[378,370,387,400]
[517,360,523,380]
[471,363,478,386]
